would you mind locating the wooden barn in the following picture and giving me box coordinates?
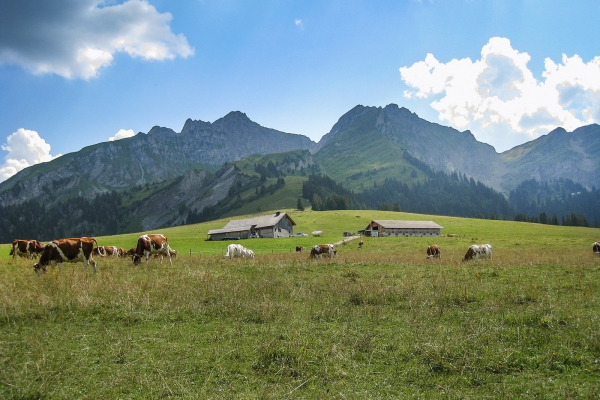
[207,212,296,240]
[364,220,443,237]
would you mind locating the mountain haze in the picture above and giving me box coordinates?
[0,111,316,207]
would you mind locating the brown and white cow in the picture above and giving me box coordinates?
[593,242,600,256]
[11,239,46,260]
[33,237,98,275]
[153,248,177,261]
[132,234,173,265]
[118,248,127,257]
[426,245,441,260]
[462,244,492,262]
[95,246,119,257]
[310,244,336,259]
[358,240,364,248]
[296,245,303,253]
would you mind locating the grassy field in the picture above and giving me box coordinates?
[1,210,600,398]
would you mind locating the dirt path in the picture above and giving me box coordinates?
[333,236,361,246]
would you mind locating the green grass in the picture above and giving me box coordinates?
[1,211,600,398]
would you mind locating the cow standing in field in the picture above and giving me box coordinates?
[426,245,441,260]
[153,248,177,261]
[118,248,126,257]
[224,244,254,259]
[310,244,336,259]
[11,239,45,260]
[33,237,98,275]
[132,234,173,265]
[593,242,600,256]
[462,244,492,262]
[296,245,303,253]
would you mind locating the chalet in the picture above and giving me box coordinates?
[207,212,296,240]
[364,220,443,237]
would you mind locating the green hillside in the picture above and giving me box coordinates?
[315,112,426,192]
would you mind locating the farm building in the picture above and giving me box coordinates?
[207,212,296,240]
[364,220,443,237]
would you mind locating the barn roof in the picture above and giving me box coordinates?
[368,220,444,229]
[207,212,295,235]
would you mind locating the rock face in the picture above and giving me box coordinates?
[133,165,249,231]
[0,112,316,207]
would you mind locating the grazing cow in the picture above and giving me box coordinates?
[224,244,254,259]
[358,240,364,248]
[11,239,45,260]
[310,244,336,259]
[132,234,172,265]
[94,245,119,257]
[126,248,137,257]
[296,245,303,253]
[153,248,177,261]
[426,245,441,260]
[118,248,126,257]
[33,237,98,275]
[593,242,600,256]
[462,244,492,262]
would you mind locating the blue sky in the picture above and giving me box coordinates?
[1,0,600,181]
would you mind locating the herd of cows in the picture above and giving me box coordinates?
[8,235,600,275]
[9,234,176,275]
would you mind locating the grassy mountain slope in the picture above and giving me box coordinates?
[501,124,600,191]
[315,109,427,191]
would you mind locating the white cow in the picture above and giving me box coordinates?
[462,244,492,262]
[225,244,255,259]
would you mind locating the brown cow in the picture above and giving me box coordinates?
[358,240,364,248]
[11,239,45,260]
[593,241,600,256]
[426,245,441,260]
[133,234,172,265]
[93,246,120,257]
[310,244,336,259]
[118,248,126,257]
[296,245,303,252]
[33,237,98,275]
[153,248,177,260]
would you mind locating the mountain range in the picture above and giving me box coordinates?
[0,104,598,236]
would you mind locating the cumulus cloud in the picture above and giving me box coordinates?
[109,128,135,141]
[0,0,194,80]
[400,37,600,151]
[0,129,60,182]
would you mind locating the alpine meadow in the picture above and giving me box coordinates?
[3,1,600,399]
[1,209,600,398]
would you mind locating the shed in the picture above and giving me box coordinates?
[207,212,296,240]
[365,220,443,237]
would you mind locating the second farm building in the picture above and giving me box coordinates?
[363,220,443,237]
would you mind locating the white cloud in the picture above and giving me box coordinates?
[295,19,303,29]
[109,128,135,141]
[400,37,600,151]
[0,129,60,182]
[0,0,194,80]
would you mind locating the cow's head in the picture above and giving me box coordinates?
[33,262,46,275]
[462,247,474,262]
[132,254,142,265]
